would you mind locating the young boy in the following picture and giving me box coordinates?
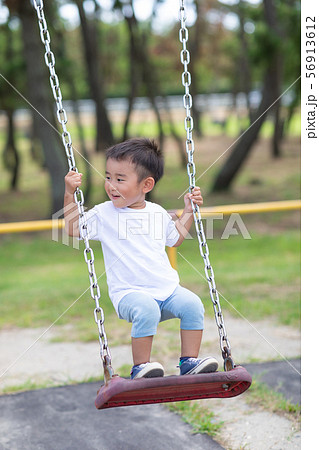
[64,138,218,379]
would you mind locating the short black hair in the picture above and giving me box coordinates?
[106,138,164,184]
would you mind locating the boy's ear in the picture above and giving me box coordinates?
[142,177,155,193]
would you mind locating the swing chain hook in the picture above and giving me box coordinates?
[179,0,234,371]
[33,0,114,381]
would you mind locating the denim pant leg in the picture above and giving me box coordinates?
[158,285,205,330]
[118,291,161,338]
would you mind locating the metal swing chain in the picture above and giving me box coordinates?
[32,0,113,381]
[178,1,234,371]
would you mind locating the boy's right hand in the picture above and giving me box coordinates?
[65,171,82,195]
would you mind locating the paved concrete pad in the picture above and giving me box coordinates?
[0,360,301,450]
[244,358,301,405]
[0,382,223,450]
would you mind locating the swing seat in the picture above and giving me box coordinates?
[95,365,251,409]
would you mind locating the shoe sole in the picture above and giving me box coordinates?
[140,368,164,378]
[183,358,218,375]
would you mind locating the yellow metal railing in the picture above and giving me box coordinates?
[173,199,301,218]
[0,219,64,234]
[0,200,300,270]
[0,200,301,235]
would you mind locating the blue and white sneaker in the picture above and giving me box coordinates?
[130,362,164,380]
[179,357,218,375]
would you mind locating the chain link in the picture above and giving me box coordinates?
[179,1,234,370]
[32,0,113,380]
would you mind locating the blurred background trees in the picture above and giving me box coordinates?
[0,0,300,214]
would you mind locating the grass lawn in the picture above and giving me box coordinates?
[0,223,300,338]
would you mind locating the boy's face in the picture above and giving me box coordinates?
[105,158,153,209]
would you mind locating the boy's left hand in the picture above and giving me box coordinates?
[184,186,203,212]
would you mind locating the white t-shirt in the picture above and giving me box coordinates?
[81,201,180,315]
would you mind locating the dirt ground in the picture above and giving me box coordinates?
[0,313,301,449]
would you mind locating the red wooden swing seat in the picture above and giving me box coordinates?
[95,365,251,409]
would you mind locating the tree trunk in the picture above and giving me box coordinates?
[3,109,20,190]
[162,97,187,167]
[18,0,67,215]
[122,11,140,141]
[188,0,203,137]
[272,100,284,158]
[48,2,93,203]
[1,17,20,190]
[264,0,284,159]
[75,0,114,151]
[120,2,164,150]
[283,92,299,138]
[238,1,254,123]
[212,0,282,192]
[29,118,44,167]
[69,97,92,203]
[212,71,276,191]
[138,30,165,150]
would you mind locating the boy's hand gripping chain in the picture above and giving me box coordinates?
[33,0,113,382]
[179,0,234,371]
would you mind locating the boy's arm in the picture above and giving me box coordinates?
[173,186,203,247]
[64,171,83,237]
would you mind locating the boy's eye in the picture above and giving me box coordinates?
[117,178,124,182]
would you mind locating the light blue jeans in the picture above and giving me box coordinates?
[118,285,205,338]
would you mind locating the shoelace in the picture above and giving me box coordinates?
[177,357,197,368]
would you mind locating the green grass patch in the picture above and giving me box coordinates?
[0,375,104,395]
[0,224,300,337]
[167,401,223,436]
[1,379,57,395]
[246,379,301,420]
[117,364,132,378]
[178,229,300,327]
[0,234,114,332]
